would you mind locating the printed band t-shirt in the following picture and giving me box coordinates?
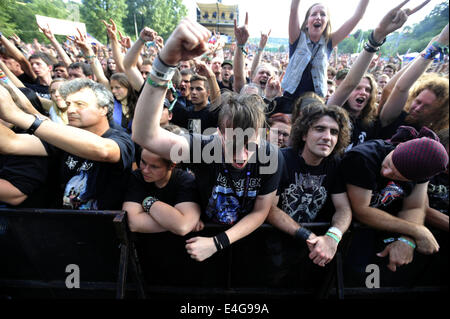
[278,147,345,223]
[183,133,284,225]
[42,127,134,210]
[341,140,419,214]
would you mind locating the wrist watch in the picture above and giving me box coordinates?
[142,196,158,213]
[26,114,48,135]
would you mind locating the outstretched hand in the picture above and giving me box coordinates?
[67,28,91,53]
[259,29,271,49]
[102,19,118,41]
[118,30,131,49]
[234,12,249,45]
[158,19,210,67]
[374,0,431,42]
[38,24,55,41]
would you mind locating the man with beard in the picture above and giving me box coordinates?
[218,60,234,92]
[267,103,352,267]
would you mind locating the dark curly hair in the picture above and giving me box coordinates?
[291,103,351,156]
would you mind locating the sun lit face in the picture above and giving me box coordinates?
[307,4,329,38]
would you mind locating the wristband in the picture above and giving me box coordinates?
[421,42,445,61]
[151,55,176,81]
[26,114,47,135]
[383,237,416,249]
[142,196,158,213]
[257,47,264,53]
[294,227,311,241]
[84,54,96,59]
[237,44,248,56]
[138,36,146,44]
[363,42,379,53]
[327,227,343,239]
[368,31,386,47]
[147,76,170,88]
[398,237,416,249]
[325,232,340,244]
[214,232,230,251]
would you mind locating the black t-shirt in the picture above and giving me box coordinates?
[278,147,345,223]
[171,103,219,134]
[17,72,35,85]
[341,140,418,214]
[346,117,379,151]
[24,81,50,100]
[124,168,199,207]
[183,134,284,225]
[0,154,50,208]
[428,173,448,215]
[42,127,135,210]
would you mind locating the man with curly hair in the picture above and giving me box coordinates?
[266,103,352,267]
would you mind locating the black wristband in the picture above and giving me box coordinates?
[157,52,177,68]
[26,114,46,135]
[214,232,230,251]
[364,42,379,53]
[368,31,386,47]
[294,227,312,241]
[213,236,221,251]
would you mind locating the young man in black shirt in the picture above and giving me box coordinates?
[267,103,352,267]
[0,79,134,210]
[341,126,448,272]
[132,19,283,262]
[122,148,202,235]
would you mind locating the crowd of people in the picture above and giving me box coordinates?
[0,0,448,282]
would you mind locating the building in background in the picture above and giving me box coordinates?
[196,1,238,43]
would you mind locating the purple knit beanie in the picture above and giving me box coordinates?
[392,137,449,181]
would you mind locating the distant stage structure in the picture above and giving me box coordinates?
[196,1,239,43]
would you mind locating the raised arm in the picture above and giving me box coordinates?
[132,19,210,161]
[233,12,249,93]
[379,23,449,127]
[250,30,271,79]
[193,59,221,104]
[0,32,35,80]
[328,0,417,106]
[330,0,369,47]
[38,24,72,68]
[102,19,125,73]
[123,27,157,92]
[70,29,110,88]
[289,0,301,44]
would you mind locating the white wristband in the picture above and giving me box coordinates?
[327,227,342,239]
[151,56,176,81]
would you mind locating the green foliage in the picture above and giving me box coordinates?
[80,0,127,44]
[337,1,449,57]
[1,0,72,43]
[0,0,17,37]
[123,0,188,41]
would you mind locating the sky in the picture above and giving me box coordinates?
[182,0,447,38]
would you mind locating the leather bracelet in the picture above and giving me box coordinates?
[364,42,379,53]
[368,31,386,47]
[26,114,47,135]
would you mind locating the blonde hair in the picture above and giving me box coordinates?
[405,73,449,132]
[300,3,332,41]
